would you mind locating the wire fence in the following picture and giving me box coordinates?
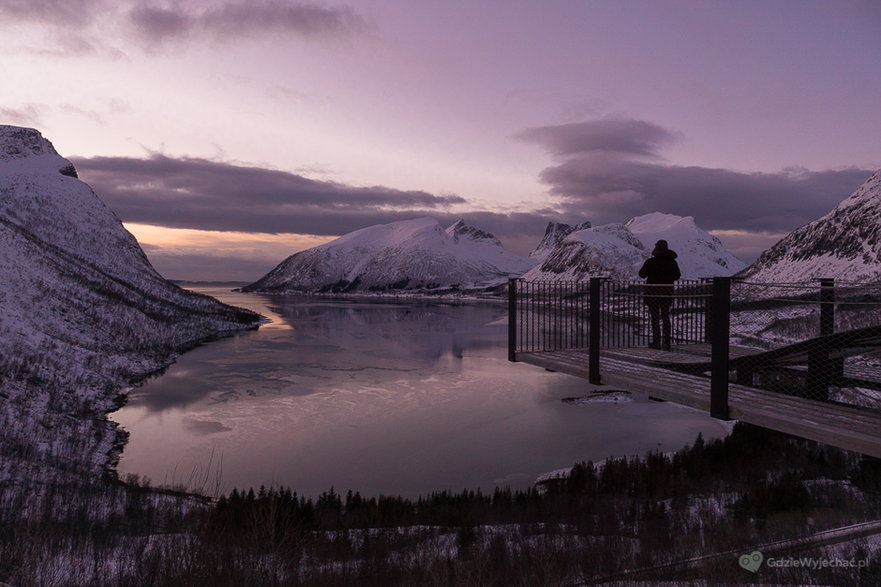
[598,280,711,349]
[728,280,881,407]
[510,279,711,353]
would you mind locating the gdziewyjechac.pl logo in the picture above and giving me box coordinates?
[738,550,868,573]
[738,551,763,572]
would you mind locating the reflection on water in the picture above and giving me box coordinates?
[112,287,731,498]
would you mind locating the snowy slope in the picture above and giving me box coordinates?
[738,170,881,283]
[0,126,259,496]
[626,213,747,278]
[523,223,648,281]
[524,213,746,281]
[528,221,592,261]
[245,217,538,293]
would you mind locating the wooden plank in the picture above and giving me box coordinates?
[515,349,881,458]
[602,348,713,365]
[729,407,881,459]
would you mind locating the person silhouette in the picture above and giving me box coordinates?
[638,240,681,350]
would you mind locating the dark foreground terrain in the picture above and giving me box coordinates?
[3,423,881,585]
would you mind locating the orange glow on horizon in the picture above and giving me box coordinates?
[123,223,335,253]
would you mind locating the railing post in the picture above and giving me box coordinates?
[508,278,518,362]
[820,278,835,337]
[710,277,731,420]
[808,278,841,400]
[589,277,602,384]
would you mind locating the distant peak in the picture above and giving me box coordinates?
[625,212,695,233]
[447,219,468,230]
[542,220,591,236]
[445,219,499,243]
[542,221,571,235]
[529,220,593,260]
[0,125,60,162]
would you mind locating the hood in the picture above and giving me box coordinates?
[653,248,678,260]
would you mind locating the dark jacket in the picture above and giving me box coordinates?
[639,249,681,307]
[638,249,681,284]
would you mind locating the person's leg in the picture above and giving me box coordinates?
[649,304,661,349]
[661,305,672,350]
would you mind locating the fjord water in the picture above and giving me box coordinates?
[112,287,730,498]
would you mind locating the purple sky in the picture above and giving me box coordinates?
[2,0,879,280]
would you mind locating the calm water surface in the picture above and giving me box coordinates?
[112,287,731,498]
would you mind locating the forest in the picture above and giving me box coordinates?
[3,422,881,585]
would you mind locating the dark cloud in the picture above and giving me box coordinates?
[69,153,563,262]
[542,156,873,232]
[71,154,546,237]
[129,6,192,43]
[0,0,104,27]
[520,118,876,233]
[129,1,363,45]
[72,153,463,234]
[0,105,46,126]
[2,0,362,52]
[202,2,362,38]
[516,118,681,159]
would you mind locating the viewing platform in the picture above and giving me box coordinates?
[508,278,881,458]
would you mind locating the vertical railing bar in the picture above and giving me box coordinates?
[524,281,528,352]
[528,281,533,352]
[552,281,556,351]
[710,277,731,420]
[508,278,516,361]
[530,281,534,352]
[551,281,555,351]
[538,281,543,351]
[820,277,835,337]
[557,281,562,350]
[589,277,601,383]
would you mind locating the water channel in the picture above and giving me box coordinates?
[111,287,731,498]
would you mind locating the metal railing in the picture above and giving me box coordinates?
[509,277,881,418]
[597,279,711,348]
[507,280,591,356]
[509,278,711,355]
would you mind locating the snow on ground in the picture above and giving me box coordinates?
[561,390,633,405]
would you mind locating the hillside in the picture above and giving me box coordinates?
[0,125,259,506]
[738,170,881,283]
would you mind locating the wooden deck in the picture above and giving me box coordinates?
[516,347,881,459]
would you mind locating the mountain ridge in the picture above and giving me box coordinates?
[738,170,881,283]
[0,125,259,497]
[244,216,538,294]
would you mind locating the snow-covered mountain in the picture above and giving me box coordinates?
[244,217,538,293]
[625,213,747,278]
[524,223,648,281]
[0,126,258,502]
[737,170,881,283]
[523,212,746,281]
[529,221,592,261]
